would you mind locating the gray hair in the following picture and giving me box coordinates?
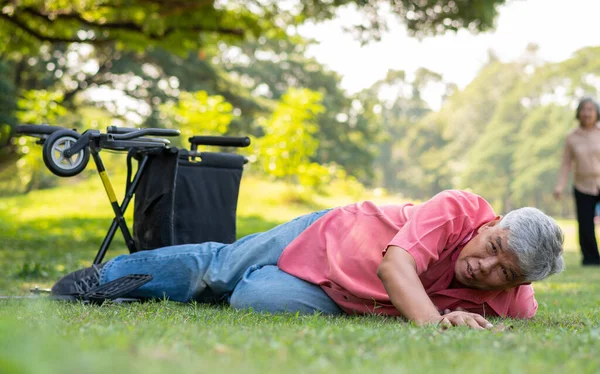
[498,207,565,282]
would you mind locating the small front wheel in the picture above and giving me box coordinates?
[42,129,90,177]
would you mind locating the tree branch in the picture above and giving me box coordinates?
[63,76,110,105]
[0,13,115,44]
[20,6,244,40]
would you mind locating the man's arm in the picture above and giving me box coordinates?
[377,245,493,329]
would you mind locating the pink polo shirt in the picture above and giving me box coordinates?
[277,190,537,319]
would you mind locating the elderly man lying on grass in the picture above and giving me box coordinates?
[53,190,564,329]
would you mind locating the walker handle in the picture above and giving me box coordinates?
[107,126,180,137]
[188,136,250,148]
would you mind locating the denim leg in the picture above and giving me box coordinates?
[99,209,330,302]
[229,265,343,315]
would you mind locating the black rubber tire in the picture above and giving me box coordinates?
[42,129,90,177]
[15,124,64,135]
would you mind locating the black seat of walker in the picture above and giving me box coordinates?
[83,274,152,303]
[133,148,245,250]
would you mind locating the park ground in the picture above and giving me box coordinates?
[1,171,599,374]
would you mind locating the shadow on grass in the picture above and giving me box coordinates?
[0,214,124,294]
[0,212,283,295]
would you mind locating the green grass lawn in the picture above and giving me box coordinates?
[1,172,600,373]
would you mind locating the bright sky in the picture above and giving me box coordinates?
[297,0,599,98]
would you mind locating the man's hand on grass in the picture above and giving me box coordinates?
[437,307,493,330]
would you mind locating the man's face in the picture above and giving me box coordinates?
[454,217,524,291]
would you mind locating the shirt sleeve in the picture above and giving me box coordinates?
[385,190,493,275]
[505,285,538,319]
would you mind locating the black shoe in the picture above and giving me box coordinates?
[51,263,105,297]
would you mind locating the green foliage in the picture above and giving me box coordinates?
[221,36,380,181]
[358,68,447,195]
[245,87,368,198]
[0,60,17,165]
[252,88,327,185]
[0,0,508,55]
[394,0,506,37]
[0,90,69,194]
[372,46,600,215]
[159,91,234,143]
[0,0,266,54]
[17,89,67,123]
[0,0,510,196]
[271,0,507,43]
[0,0,592,217]
[511,105,572,204]
[458,46,600,213]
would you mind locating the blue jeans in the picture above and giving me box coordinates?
[99,210,343,315]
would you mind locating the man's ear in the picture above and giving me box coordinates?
[478,215,503,232]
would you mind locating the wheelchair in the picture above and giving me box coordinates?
[13,124,250,303]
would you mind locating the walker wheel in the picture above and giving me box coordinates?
[42,129,90,177]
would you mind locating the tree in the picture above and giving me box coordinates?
[219,35,379,181]
[511,105,572,207]
[159,90,234,146]
[0,0,509,53]
[438,46,600,214]
[359,68,453,196]
[252,87,327,187]
[0,89,67,194]
[0,60,16,164]
[0,1,255,54]
[0,0,512,190]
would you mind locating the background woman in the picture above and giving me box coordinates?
[554,97,600,266]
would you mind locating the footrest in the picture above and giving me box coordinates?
[83,274,152,303]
